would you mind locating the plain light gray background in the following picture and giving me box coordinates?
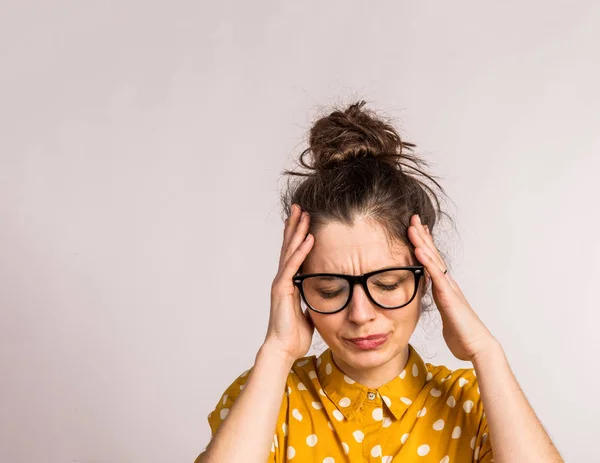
[1,1,599,462]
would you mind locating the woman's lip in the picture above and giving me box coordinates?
[346,333,388,342]
[345,333,389,350]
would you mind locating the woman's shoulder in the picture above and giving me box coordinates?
[208,354,318,419]
[422,360,482,412]
[425,361,479,388]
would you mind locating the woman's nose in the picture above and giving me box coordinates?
[346,285,378,324]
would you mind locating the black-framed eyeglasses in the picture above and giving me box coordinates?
[293,266,425,315]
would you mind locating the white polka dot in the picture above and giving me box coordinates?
[440,456,450,463]
[383,417,392,428]
[463,400,474,413]
[282,423,288,436]
[430,388,441,397]
[292,408,303,421]
[382,457,394,463]
[312,401,323,410]
[416,407,427,417]
[339,397,351,407]
[342,442,349,455]
[286,386,292,396]
[333,409,344,421]
[296,359,309,367]
[470,436,476,449]
[325,363,332,375]
[316,357,322,367]
[399,369,406,379]
[297,382,307,391]
[222,394,228,405]
[417,444,430,456]
[240,370,249,377]
[327,420,334,430]
[482,433,488,444]
[433,419,445,431]
[372,408,383,421]
[412,363,419,377]
[353,430,364,443]
[477,387,480,394]
[309,370,317,379]
[343,375,355,384]
[271,441,274,453]
[451,426,461,438]
[474,446,480,460]
[239,384,244,390]
[306,434,318,447]
[274,434,278,448]
[459,377,469,387]
[323,458,335,463]
[287,446,295,459]
[220,408,229,420]
[400,397,412,405]
[446,396,456,408]
[426,371,433,381]
[473,369,477,377]
[371,445,382,457]
[319,388,326,396]
[401,433,410,444]
[382,395,391,407]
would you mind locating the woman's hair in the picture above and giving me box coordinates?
[280,99,456,315]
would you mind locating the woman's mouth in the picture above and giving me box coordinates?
[344,333,389,350]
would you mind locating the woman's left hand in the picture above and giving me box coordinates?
[408,214,498,362]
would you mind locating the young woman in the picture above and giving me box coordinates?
[195,100,563,462]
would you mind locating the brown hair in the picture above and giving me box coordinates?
[280,99,456,313]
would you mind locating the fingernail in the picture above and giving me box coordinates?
[416,214,421,224]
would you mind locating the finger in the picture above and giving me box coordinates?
[409,216,446,274]
[282,204,300,246]
[415,245,453,291]
[278,232,314,285]
[279,204,304,268]
[281,210,311,268]
[280,205,299,262]
[411,215,446,266]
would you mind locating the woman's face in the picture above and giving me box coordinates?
[301,216,426,376]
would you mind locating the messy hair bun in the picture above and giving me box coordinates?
[304,100,416,172]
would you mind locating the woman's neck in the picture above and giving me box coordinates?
[331,345,410,389]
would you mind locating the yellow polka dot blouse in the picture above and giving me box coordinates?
[202,344,493,462]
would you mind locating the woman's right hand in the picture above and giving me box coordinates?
[264,203,315,363]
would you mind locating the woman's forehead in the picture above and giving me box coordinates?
[304,218,412,273]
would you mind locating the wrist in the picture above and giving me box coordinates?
[258,340,298,370]
[471,338,504,367]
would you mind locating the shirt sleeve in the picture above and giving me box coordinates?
[194,367,283,463]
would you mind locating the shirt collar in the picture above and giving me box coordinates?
[316,343,428,421]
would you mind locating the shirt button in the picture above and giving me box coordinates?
[367,392,376,400]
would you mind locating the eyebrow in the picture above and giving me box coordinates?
[307,264,413,276]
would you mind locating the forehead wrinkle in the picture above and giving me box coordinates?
[309,240,411,276]
[303,217,413,275]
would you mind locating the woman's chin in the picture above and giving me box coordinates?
[337,342,394,370]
